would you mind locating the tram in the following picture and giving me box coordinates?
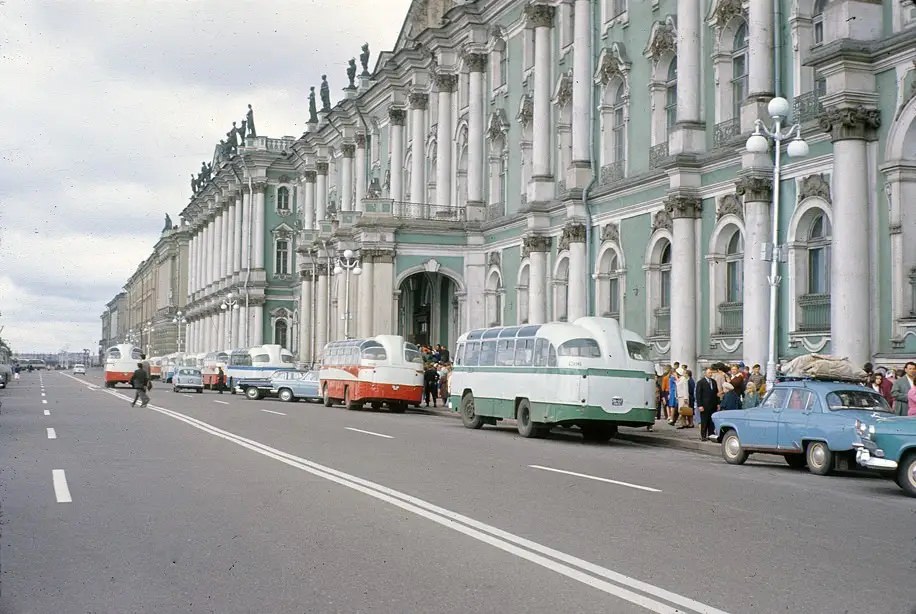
[104,343,143,388]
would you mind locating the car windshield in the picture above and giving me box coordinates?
[825,390,892,413]
[303,371,318,382]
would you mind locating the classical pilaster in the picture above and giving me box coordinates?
[253,182,266,269]
[230,304,240,349]
[303,171,317,230]
[316,162,329,222]
[389,108,406,202]
[564,223,587,321]
[748,0,774,98]
[226,199,236,279]
[355,134,367,212]
[409,93,428,203]
[217,208,228,282]
[357,252,374,338]
[671,0,704,154]
[820,106,881,365]
[372,251,395,335]
[665,195,702,368]
[188,233,197,297]
[240,187,251,272]
[524,235,552,324]
[466,53,487,211]
[315,264,330,353]
[435,75,457,208]
[204,222,213,288]
[341,144,355,212]
[735,176,772,368]
[527,4,555,201]
[299,269,314,363]
[570,0,593,188]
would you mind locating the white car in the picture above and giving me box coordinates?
[73,364,86,375]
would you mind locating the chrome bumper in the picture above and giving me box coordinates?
[854,447,898,471]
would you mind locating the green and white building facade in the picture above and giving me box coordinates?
[183,0,916,371]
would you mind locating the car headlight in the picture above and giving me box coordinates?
[868,425,875,436]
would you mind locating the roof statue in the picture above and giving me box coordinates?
[246,104,256,138]
[360,43,370,76]
[308,86,318,123]
[320,74,331,112]
[346,58,357,89]
[163,213,173,232]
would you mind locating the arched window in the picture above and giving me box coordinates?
[725,231,744,303]
[660,242,672,309]
[517,263,530,324]
[813,0,828,45]
[598,249,621,319]
[486,271,503,327]
[277,186,290,212]
[665,58,678,133]
[612,83,627,165]
[554,258,569,322]
[807,214,831,294]
[274,319,288,349]
[275,239,290,275]
[731,24,748,120]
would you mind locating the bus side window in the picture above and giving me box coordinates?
[465,342,480,366]
[455,343,465,365]
[548,344,557,367]
[514,338,533,366]
[479,340,497,366]
[496,340,514,366]
[533,338,547,367]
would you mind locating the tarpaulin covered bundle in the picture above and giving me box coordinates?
[780,353,868,382]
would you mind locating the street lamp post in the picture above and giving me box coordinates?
[220,293,240,350]
[745,96,810,391]
[172,310,187,354]
[142,320,154,356]
[333,249,362,339]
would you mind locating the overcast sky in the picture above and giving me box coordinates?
[0,0,412,354]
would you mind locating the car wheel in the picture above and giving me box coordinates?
[805,441,833,476]
[896,453,916,497]
[721,430,749,465]
[278,389,295,402]
[197,388,203,394]
[323,385,333,407]
[245,387,261,400]
[173,386,179,393]
[784,454,807,469]
[460,392,483,429]
[516,399,546,438]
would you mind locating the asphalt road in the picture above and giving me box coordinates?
[0,369,913,614]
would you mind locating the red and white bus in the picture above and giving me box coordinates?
[319,335,424,412]
[104,343,142,387]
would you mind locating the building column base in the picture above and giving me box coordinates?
[566,161,593,190]
[527,176,556,204]
[668,122,706,155]
[741,95,774,134]
[465,200,486,222]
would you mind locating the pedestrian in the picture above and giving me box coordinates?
[908,385,916,417]
[891,361,916,416]
[748,364,764,389]
[130,362,150,407]
[423,363,439,407]
[729,364,746,397]
[439,345,450,363]
[686,369,696,428]
[744,380,760,408]
[675,366,691,429]
[140,353,153,393]
[696,367,719,441]
[216,366,226,394]
[666,362,680,425]
[720,381,742,411]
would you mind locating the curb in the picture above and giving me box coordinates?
[420,407,720,456]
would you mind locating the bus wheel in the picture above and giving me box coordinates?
[516,399,545,438]
[460,393,483,429]
[345,388,361,411]
[371,401,382,411]
[389,402,407,414]
[581,424,617,443]
[323,385,333,407]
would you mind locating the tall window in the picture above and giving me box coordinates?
[660,242,672,308]
[274,319,288,349]
[277,186,290,212]
[612,84,626,164]
[665,58,678,133]
[732,24,749,119]
[725,231,744,303]
[807,214,831,294]
[275,239,290,275]
[604,252,620,318]
[813,0,827,45]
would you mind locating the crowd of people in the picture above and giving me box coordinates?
[864,361,916,417]
[419,344,452,408]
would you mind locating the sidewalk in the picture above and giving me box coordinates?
[417,404,721,456]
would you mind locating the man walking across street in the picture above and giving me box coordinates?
[130,362,150,408]
[696,367,719,441]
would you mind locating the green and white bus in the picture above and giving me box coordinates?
[448,317,656,442]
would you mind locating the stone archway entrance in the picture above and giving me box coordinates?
[397,271,460,350]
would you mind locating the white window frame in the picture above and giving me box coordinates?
[275,238,290,276]
[731,23,749,122]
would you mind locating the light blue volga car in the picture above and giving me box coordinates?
[713,379,893,475]
[172,367,204,393]
[271,370,321,403]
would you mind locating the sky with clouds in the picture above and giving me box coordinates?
[0,0,412,354]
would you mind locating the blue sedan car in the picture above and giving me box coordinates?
[713,379,893,475]
[173,367,204,393]
[271,370,321,403]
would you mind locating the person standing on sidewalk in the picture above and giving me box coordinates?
[696,367,719,441]
[130,362,150,407]
[216,367,226,394]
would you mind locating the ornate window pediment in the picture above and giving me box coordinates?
[651,208,673,232]
[798,173,832,205]
[552,70,573,107]
[487,109,510,141]
[271,222,296,238]
[717,194,744,221]
[516,94,533,126]
[601,223,620,243]
[643,16,677,64]
[594,42,632,88]
[707,0,747,31]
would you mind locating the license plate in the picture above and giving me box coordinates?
[611,398,624,406]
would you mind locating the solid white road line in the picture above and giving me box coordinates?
[43,410,50,416]
[52,469,72,503]
[70,381,729,614]
[345,427,394,439]
[213,400,230,405]
[260,409,286,416]
[41,392,46,396]
[182,394,194,398]
[47,428,57,440]
[528,465,662,494]
[41,400,48,404]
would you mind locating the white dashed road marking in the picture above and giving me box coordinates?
[528,465,662,493]
[47,428,57,439]
[260,409,286,416]
[43,410,50,416]
[214,400,230,405]
[52,470,72,503]
[345,427,394,439]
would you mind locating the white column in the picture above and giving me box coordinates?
[526,237,549,324]
[217,209,227,283]
[409,93,428,203]
[253,183,266,269]
[737,177,772,369]
[373,254,394,335]
[748,0,774,97]
[233,192,243,275]
[226,199,236,279]
[303,172,317,229]
[199,225,208,289]
[240,189,250,274]
[206,222,215,287]
[238,305,249,347]
[316,163,329,221]
[435,75,456,208]
[341,144,355,211]
[188,234,197,296]
[676,0,701,124]
[566,225,587,321]
[252,304,264,346]
[527,4,555,179]
[827,112,876,365]
[668,198,700,369]
[315,269,329,355]
[223,204,232,279]
[355,134,367,212]
[467,54,486,206]
[571,0,592,169]
[358,255,374,337]
[299,273,313,363]
[217,310,225,350]
[388,108,406,202]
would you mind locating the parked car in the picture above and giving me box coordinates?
[72,363,86,375]
[854,417,916,497]
[272,370,321,403]
[713,379,894,475]
[237,375,274,400]
[172,367,204,393]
